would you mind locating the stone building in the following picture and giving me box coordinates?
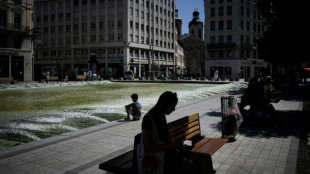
[33,0,178,80]
[0,0,34,82]
[204,0,268,80]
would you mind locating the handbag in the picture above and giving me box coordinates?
[137,117,165,174]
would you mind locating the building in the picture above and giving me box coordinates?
[180,9,205,77]
[204,0,268,80]
[189,8,203,41]
[33,0,177,80]
[0,0,34,82]
[174,8,184,76]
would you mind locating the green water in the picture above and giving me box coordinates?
[0,82,247,150]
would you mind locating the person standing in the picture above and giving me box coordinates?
[124,93,142,121]
[214,69,219,81]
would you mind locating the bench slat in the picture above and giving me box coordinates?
[167,113,199,130]
[170,125,200,142]
[168,120,199,137]
[191,137,228,155]
[47,76,59,80]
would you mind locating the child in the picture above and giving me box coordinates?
[124,93,142,121]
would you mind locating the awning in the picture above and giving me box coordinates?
[304,68,310,71]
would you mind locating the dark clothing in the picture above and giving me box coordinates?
[142,113,183,174]
[128,102,142,117]
[141,114,170,144]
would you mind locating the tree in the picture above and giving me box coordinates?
[254,0,309,67]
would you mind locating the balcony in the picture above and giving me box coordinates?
[0,23,30,33]
[239,43,254,49]
[207,42,236,49]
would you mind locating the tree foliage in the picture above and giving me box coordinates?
[254,0,309,67]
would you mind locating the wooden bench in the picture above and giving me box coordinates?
[76,75,86,81]
[99,113,228,173]
[46,76,59,81]
[0,77,13,83]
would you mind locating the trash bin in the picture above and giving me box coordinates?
[221,96,243,142]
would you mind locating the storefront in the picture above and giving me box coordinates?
[0,50,33,82]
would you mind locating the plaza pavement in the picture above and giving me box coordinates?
[0,80,308,174]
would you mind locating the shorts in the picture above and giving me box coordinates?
[129,109,140,120]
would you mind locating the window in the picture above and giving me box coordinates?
[210,36,215,44]
[211,8,215,17]
[82,23,87,31]
[51,14,55,22]
[66,25,71,32]
[109,34,114,41]
[219,7,223,16]
[51,26,56,33]
[0,10,7,27]
[227,35,232,43]
[227,20,232,30]
[74,24,79,32]
[135,22,139,29]
[100,21,105,29]
[118,34,123,41]
[36,16,41,23]
[135,9,139,17]
[219,51,223,58]
[139,10,145,19]
[91,23,96,31]
[91,35,96,42]
[218,21,223,30]
[253,23,256,32]
[118,20,122,27]
[227,6,232,15]
[58,26,63,33]
[228,50,232,57]
[218,36,224,44]
[14,13,21,29]
[211,21,215,31]
[74,0,79,6]
[59,13,63,21]
[14,0,21,4]
[135,35,138,42]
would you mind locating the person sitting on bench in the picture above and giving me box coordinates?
[140,91,214,174]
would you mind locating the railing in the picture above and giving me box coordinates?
[207,42,236,49]
[0,23,30,33]
[239,43,254,49]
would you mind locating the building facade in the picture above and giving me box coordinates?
[204,0,268,80]
[33,0,177,80]
[0,0,34,82]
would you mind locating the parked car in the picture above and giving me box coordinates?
[124,70,134,80]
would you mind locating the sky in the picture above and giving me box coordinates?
[175,0,205,35]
